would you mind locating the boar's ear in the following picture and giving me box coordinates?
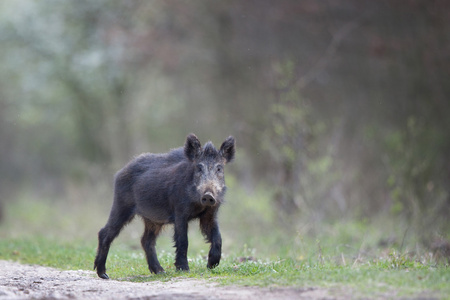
[219,136,235,163]
[184,133,202,161]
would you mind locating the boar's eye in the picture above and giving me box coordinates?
[216,164,223,174]
[196,163,204,173]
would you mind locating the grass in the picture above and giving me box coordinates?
[0,235,448,298]
[0,185,449,299]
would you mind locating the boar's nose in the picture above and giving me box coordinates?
[201,192,217,207]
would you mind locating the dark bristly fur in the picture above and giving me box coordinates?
[94,133,235,279]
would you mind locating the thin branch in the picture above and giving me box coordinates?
[296,19,360,90]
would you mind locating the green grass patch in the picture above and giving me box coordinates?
[0,236,448,298]
[0,237,95,270]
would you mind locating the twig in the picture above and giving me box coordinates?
[400,226,409,253]
[296,19,360,89]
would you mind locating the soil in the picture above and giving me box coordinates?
[0,260,337,300]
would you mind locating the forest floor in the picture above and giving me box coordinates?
[0,260,343,300]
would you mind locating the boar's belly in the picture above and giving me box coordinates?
[136,202,172,224]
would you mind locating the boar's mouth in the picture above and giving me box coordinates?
[201,191,217,207]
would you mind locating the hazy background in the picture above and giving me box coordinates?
[0,0,449,256]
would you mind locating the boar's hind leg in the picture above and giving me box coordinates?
[141,218,165,274]
[94,204,135,279]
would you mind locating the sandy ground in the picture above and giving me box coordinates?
[0,260,338,300]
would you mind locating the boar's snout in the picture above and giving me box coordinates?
[201,192,217,207]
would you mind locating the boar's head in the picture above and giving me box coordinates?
[184,133,235,207]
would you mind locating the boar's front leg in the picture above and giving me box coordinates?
[173,214,190,271]
[200,211,222,269]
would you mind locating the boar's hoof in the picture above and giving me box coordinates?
[151,266,165,274]
[207,262,219,269]
[98,273,109,280]
[175,265,190,272]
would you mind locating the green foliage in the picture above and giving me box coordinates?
[0,0,189,178]
[261,59,335,218]
[374,115,450,236]
[385,251,422,270]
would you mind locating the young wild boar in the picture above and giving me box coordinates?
[94,133,235,279]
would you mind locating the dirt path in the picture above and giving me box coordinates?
[0,260,335,300]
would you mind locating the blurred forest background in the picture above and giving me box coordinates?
[0,0,449,254]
